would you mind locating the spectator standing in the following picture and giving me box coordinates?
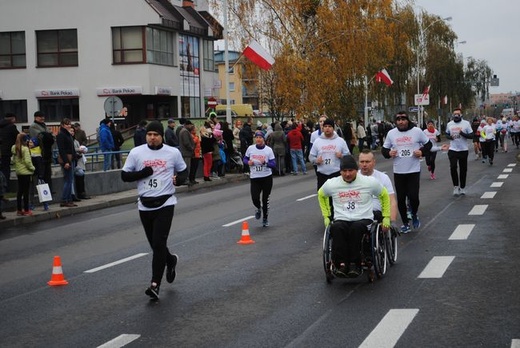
[266,123,287,176]
[28,137,45,210]
[111,124,125,169]
[0,113,19,191]
[56,118,77,208]
[370,120,379,149]
[99,119,115,171]
[286,123,307,175]
[29,111,54,195]
[11,133,35,216]
[134,120,148,147]
[73,122,88,146]
[233,120,242,150]
[73,132,91,200]
[175,117,186,140]
[178,120,195,185]
[121,120,188,301]
[243,131,276,227]
[239,118,253,173]
[189,125,201,185]
[382,111,432,233]
[342,122,357,154]
[200,123,216,181]
[221,121,234,173]
[445,108,474,196]
[356,121,367,152]
[164,119,179,148]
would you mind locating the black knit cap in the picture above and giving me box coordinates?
[323,119,335,127]
[340,155,358,170]
[146,121,164,137]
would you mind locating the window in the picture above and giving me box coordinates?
[229,82,235,92]
[146,28,174,66]
[202,40,214,71]
[0,31,26,69]
[112,27,145,64]
[38,98,79,122]
[36,29,78,67]
[0,100,28,122]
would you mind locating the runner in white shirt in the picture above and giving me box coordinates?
[479,116,496,165]
[318,155,390,277]
[243,131,276,227]
[510,115,520,149]
[309,118,350,190]
[121,121,187,301]
[445,108,474,196]
[422,120,444,180]
[382,111,432,233]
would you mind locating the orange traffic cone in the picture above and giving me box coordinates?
[237,221,255,245]
[47,255,69,286]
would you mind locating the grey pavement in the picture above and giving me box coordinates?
[0,172,251,229]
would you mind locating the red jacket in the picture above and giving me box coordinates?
[287,128,303,150]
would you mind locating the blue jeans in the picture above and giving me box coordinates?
[103,151,111,171]
[290,149,306,174]
[61,164,74,202]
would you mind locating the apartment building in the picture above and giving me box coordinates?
[0,0,222,136]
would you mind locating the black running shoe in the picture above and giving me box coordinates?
[145,283,160,300]
[262,218,269,227]
[255,209,261,220]
[166,254,178,283]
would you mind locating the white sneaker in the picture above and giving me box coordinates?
[453,187,460,196]
[459,188,466,195]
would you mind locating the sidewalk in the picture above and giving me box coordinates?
[0,173,250,228]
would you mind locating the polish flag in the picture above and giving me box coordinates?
[422,85,430,98]
[375,69,394,86]
[243,40,275,70]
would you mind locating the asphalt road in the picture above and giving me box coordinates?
[0,148,519,348]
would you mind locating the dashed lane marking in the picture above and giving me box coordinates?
[97,334,140,348]
[359,309,419,348]
[84,253,148,273]
[497,174,509,179]
[468,205,488,215]
[296,193,317,202]
[503,168,513,173]
[507,163,516,167]
[449,224,475,240]
[511,339,520,348]
[490,182,503,188]
[418,256,455,279]
[481,192,497,199]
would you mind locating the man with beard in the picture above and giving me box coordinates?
[382,111,432,233]
[445,108,473,196]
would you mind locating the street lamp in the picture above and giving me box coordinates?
[416,16,452,128]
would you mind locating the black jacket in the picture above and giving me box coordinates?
[0,119,19,158]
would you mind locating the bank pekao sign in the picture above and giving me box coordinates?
[97,86,142,96]
[35,89,80,98]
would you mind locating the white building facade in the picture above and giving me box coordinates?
[0,0,221,136]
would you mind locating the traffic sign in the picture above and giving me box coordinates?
[414,93,430,106]
[208,97,217,107]
[104,96,123,117]
[408,106,419,113]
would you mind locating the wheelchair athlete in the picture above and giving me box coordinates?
[318,155,391,277]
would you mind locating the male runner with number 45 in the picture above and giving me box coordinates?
[381,111,432,234]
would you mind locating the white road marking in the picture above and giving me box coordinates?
[503,168,513,173]
[511,339,520,348]
[296,193,317,202]
[359,309,419,348]
[84,253,148,273]
[418,256,455,278]
[481,192,496,199]
[468,205,488,215]
[223,216,254,227]
[491,182,503,188]
[507,163,516,167]
[497,174,509,179]
[97,334,140,348]
[449,224,475,240]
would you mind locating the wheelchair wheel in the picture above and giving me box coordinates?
[371,223,387,278]
[322,225,334,283]
[386,226,398,265]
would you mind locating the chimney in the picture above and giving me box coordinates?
[183,0,194,8]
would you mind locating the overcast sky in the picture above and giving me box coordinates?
[414,0,520,94]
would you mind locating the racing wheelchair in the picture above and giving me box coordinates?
[322,220,399,283]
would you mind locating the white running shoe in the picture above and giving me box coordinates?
[453,187,460,196]
[459,188,466,195]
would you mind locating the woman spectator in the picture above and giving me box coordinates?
[189,125,201,186]
[266,123,287,176]
[11,133,35,216]
[343,122,357,154]
[200,122,216,181]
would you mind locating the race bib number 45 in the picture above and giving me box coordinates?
[145,178,163,190]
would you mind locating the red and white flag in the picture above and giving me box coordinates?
[243,40,275,70]
[375,69,394,86]
[422,85,430,98]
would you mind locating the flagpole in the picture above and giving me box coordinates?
[364,75,369,128]
[223,0,231,125]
